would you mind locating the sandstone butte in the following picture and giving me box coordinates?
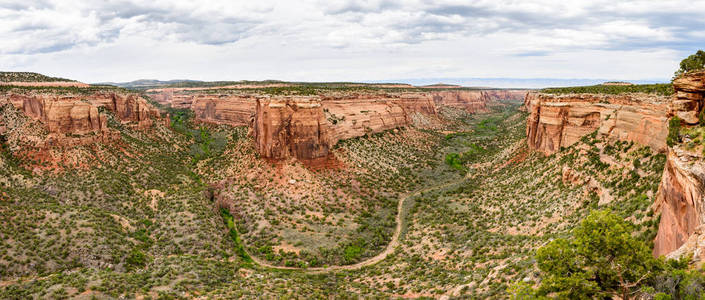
[0,91,164,148]
[525,71,705,261]
[149,88,526,159]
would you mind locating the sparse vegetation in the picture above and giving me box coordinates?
[542,83,673,96]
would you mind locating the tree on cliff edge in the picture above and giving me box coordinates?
[534,210,658,299]
[674,50,705,78]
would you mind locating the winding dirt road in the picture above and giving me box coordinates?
[243,178,466,273]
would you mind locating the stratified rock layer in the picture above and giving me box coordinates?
[671,71,705,124]
[525,92,670,154]
[149,88,527,159]
[1,91,162,147]
[253,98,331,159]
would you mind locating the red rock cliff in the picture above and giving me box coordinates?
[151,90,255,126]
[150,88,526,159]
[2,91,163,147]
[252,97,331,159]
[525,92,669,154]
[653,71,705,258]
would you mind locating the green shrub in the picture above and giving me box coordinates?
[667,117,682,147]
[125,249,147,269]
[674,50,705,78]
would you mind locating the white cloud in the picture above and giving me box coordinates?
[1,0,703,85]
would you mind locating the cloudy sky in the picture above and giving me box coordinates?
[1,0,704,87]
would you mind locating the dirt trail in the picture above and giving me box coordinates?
[244,178,467,273]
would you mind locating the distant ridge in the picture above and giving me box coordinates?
[0,71,76,83]
[94,79,204,88]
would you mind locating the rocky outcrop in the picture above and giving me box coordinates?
[253,98,331,159]
[149,88,527,159]
[483,90,527,102]
[323,93,437,142]
[670,71,705,124]
[253,93,440,159]
[653,71,705,258]
[1,91,163,147]
[525,92,669,154]
[432,91,490,113]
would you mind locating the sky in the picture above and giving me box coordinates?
[1,0,704,87]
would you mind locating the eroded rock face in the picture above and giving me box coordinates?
[525,92,669,154]
[653,148,705,257]
[152,91,255,126]
[252,90,517,159]
[2,91,163,147]
[653,71,705,259]
[671,71,705,124]
[253,98,331,159]
[150,88,525,159]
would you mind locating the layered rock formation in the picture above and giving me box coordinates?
[1,91,163,147]
[253,98,331,159]
[653,71,705,258]
[149,88,527,159]
[252,93,439,159]
[671,71,705,124]
[525,92,670,154]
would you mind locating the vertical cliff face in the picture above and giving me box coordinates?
[252,90,506,159]
[12,94,106,135]
[671,71,705,124]
[653,148,705,257]
[152,90,256,126]
[653,71,705,258]
[149,88,526,160]
[253,98,331,159]
[2,91,163,147]
[191,95,257,126]
[322,93,437,141]
[432,90,490,113]
[525,92,669,154]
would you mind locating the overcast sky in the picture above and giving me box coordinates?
[1,0,704,87]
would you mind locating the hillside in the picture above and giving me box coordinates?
[0,71,704,298]
[0,72,76,83]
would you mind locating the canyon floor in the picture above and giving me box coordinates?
[1,94,667,298]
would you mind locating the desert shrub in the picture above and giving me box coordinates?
[667,117,683,147]
[125,249,148,270]
[534,210,658,299]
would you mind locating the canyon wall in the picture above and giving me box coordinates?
[524,72,705,261]
[653,71,705,258]
[252,98,332,159]
[150,88,527,159]
[525,92,670,154]
[252,93,438,160]
[1,91,163,147]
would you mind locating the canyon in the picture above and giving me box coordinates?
[149,88,526,159]
[525,71,705,261]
